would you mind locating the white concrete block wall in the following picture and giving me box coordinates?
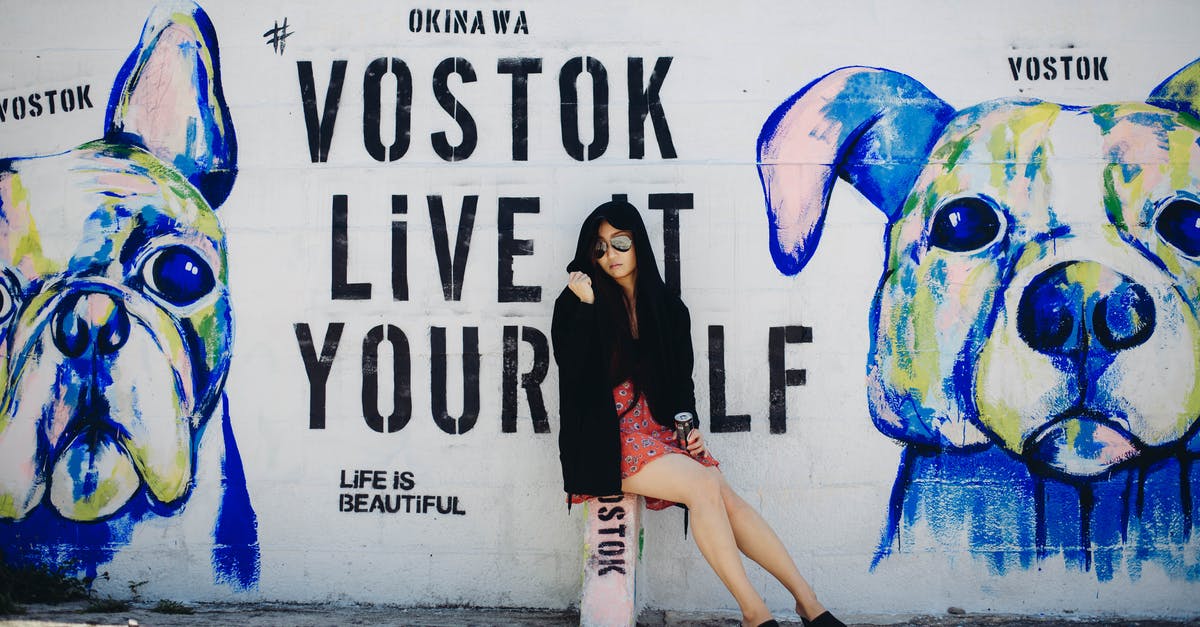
[1,0,1198,618]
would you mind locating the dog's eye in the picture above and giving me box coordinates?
[142,246,216,307]
[929,198,1003,252]
[1155,198,1200,258]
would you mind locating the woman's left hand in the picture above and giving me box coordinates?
[685,429,707,458]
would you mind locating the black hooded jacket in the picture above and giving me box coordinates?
[551,200,698,499]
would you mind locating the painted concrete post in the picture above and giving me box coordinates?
[580,494,643,627]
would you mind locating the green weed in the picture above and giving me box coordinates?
[0,553,89,614]
[85,597,132,613]
[152,599,195,614]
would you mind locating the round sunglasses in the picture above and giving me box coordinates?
[593,234,634,258]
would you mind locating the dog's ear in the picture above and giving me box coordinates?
[1148,57,1200,121]
[757,67,954,275]
[104,1,236,208]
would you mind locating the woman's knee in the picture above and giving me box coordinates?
[683,466,725,509]
[720,483,752,518]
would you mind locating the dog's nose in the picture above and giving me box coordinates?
[1017,261,1155,358]
[52,292,132,358]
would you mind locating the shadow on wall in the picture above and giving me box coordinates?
[0,2,258,589]
[758,58,1200,581]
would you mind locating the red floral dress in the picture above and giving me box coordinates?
[570,379,719,510]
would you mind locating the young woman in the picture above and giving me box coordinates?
[551,200,845,627]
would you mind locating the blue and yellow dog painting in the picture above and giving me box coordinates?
[759,59,1200,580]
[0,2,257,588]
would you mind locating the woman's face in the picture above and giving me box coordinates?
[594,219,637,284]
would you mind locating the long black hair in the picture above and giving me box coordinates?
[566,199,679,424]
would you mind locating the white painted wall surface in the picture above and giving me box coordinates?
[1,0,1198,618]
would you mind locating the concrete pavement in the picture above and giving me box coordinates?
[1,602,1198,627]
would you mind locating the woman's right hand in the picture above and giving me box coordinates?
[567,271,594,304]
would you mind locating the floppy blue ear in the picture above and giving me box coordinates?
[104,1,236,208]
[1148,57,1200,120]
[757,67,955,275]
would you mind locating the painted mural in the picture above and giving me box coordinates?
[0,2,258,588]
[3,0,1199,615]
[757,60,1200,580]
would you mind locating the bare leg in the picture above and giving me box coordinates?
[719,483,827,621]
[621,455,772,626]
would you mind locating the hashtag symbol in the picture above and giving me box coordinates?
[263,18,292,55]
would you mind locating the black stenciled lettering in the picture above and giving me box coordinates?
[28,93,42,117]
[502,326,551,433]
[295,322,344,429]
[76,85,92,109]
[1060,56,1074,80]
[12,96,25,120]
[59,89,74,113]
[497,58,543,161]
[1008,55,1106,81]
[428,195,478,301]
[341,469,390,489]
[0,98,8,123]
[599,524,627,536]
[597,505,625,521]
[648,192,693,294]
[1042,56,1058,80]
[768,325,812,434]
[432,57,478,161]
[492,10,513,33]
[362,324,412,433]
[498,197,541,302]
[331,195,371,300]
[520,327,550,432]
[1007,57,1021,81]
[559,57,609,161]
[392,195,409,301]
[628,57,676,159]
[597,540,624,556]
[708,325,750,433]
[1025,56,1041,81]
[431,326,482,434]
[297,60,347,163]
[41,90,57,115]
[501,325,520,432]
[363,57,413,162]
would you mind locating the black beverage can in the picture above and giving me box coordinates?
[674,412,694,448]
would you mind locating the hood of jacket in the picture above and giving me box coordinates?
[565,198,664,288]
